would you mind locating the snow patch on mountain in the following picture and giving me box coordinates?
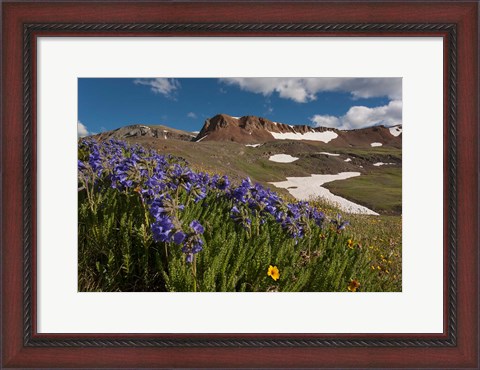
[389,126,402,137]
[319,152,340,157]
[269,130,338,143]
[269,154,299,163]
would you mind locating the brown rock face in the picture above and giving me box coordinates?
[195,114,276,144]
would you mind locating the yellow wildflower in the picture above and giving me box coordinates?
[348,279,360,292]
[347,239,354,249]
[267,265,280,281]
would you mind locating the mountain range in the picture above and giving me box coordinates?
[93,113,402,149]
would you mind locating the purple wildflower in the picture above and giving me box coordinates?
[190,220,204,235]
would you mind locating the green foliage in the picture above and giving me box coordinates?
[79,185,401,292]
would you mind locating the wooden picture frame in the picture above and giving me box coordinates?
[1,1,478,368]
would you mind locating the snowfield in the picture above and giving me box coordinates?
[268,154,299,163]
[389,126,402,137]
[370,142,383,147]
[268,130,338,143]
[270,172,379,215]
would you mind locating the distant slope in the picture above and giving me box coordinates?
[92,124,195,142]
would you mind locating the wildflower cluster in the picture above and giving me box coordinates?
[228,178,327,240]
[78,139,211,262]
[78,139,351,282]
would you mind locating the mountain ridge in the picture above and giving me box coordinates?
[91,124,196,142]
[195,113,402,147]
[87,113,402,149]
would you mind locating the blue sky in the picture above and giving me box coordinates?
[78,78,402,136]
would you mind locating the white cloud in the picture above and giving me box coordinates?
[134,78,180,98]
[310,100,402,130]
[310,115,341,128]
[187,112,197,119]
[220,78,401,103]
[77,121,89,137]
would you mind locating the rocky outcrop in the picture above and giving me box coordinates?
[195,114,276,144]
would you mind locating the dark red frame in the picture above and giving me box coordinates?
[2,1,478,368]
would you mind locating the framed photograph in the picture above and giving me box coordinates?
[1,1,478,368]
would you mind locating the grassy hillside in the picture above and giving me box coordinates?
[323,168,402,215]
[121,137,402,215]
